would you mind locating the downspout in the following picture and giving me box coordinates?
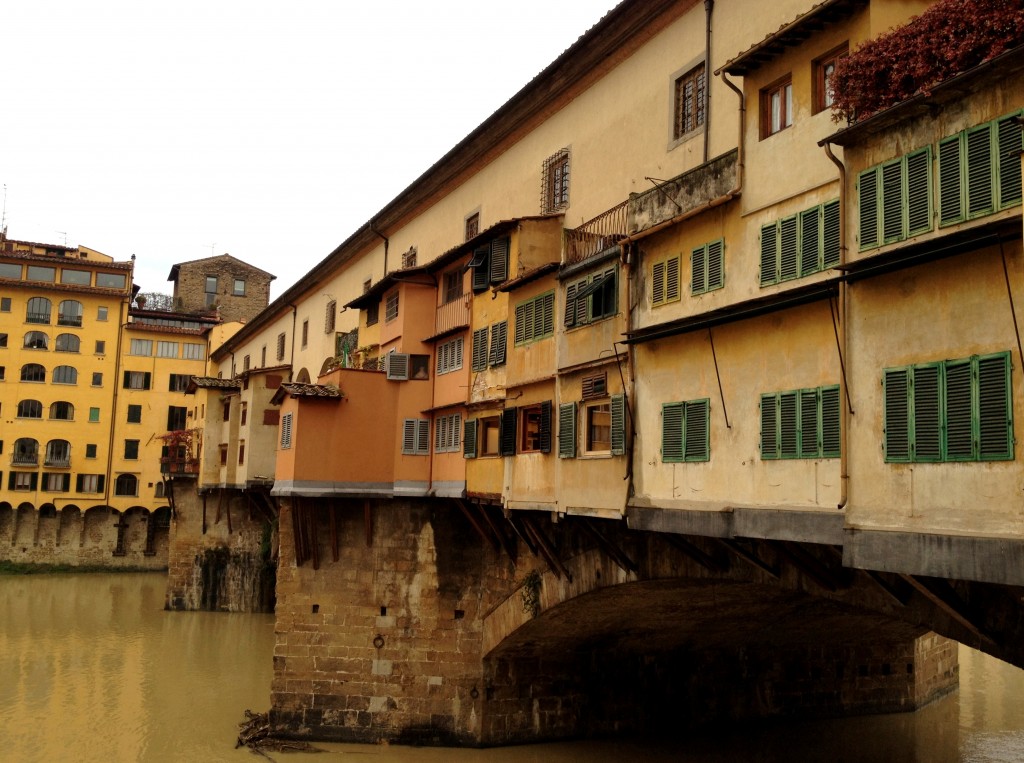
[288,303,297,375]
[104,260,133,509]
[823,141,851,511]
[703,0,714,164]
[370,220,389,277]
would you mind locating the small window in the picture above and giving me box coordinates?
[233,278,246,296]
[519,402,552,454]
[261,346,267,367]
[240,402,248,426]
[365,302,379,326]
[0,297,10,312]
[385,291,399,323]
[433,413,462,453]
[243,355,250,372]
[239,440,246,464]
[691,239,724,295]
[585,403,612,454]
[0,333,6,348]
[169,374,190,392]
[435,337,464,375]
[124,440,140,460]
[85,444,98,459]
[401,419,430,455]
[814,44,848,113]
[673,63,706,140]
[92,372,103,387]
[21,363,46,382]
[49,401,74,421]
[761,76,793,138]
[443,271,463,304]
[541,148,570,213]
[277,333,286,361]
[662,399,710,462]
[55,333,80,353]
[219,445,228,466]
[223,401,231,421]
[127,404,142,424]
[401,247,417,269]
[325,300,337,333]
[165,406,187,431]
[53,365,78,385]
[301,319,309,348]
[89,407,100,423]
[205,275,218,295]
[123,371,151,390]
[480,416,501,457]
[95,340,106,354]
[565,268,617,328]
[97,306,108,321]
[465,212,480,241]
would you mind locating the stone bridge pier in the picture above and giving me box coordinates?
[269,497,1021,746]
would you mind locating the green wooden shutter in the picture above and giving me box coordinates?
[662,402,683,462]
[707,239,723,290]
[610,394,626,456]
[858,168,879,249]
[760,393,778,459]
[564,282,579,327]
[760,223,777,285]
[558,402,576,458]
[489,237,509,283]
[997,114,1023,208]
[540,293,555,337]
[779,391,799,457]
[463,419,477,458]
[944,360,973,460]
[799,207,820,276]
[665,256,680,301]
[683,400,709,462]
[938,135,964,225]
[779,216,798,281]
[472,245,490,291]
[489,321,507,366]
[906,148,932,236]
[652,260,665,304]
[499,408,517,456]
[966,124,994,217]
[472,328,487,371]
[822,200,841,268]
[514,303,527,345]
[881,160,903,243]
[884,369,910,462]
[691,244,706,294]
[821,386,841,458]
[978,353,1012,460]
[799,389,819,457]
[912,365,941,461]
[539,400,552,453]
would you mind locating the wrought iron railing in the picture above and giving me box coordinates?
[44,456,71,468]
[11,454,38,466]
[564,200,629,265]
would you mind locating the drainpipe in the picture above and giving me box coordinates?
[104,259,134,508]
[287,303,297,376]
[822,141,850,511]
[703,0,714,164]
[370,221,389,277]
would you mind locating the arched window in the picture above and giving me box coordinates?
[49,401,74,420]
[20,363,46,383]
[114,474,138,497]
[55,333,80,353]
[17,400,42,418]
[26,297,52,324]
[155,482,165,498]
[23,331,49,350]
[52,365,78,384]
[57,300,84,327]
[45,440,71,467]
[12,438,39,465]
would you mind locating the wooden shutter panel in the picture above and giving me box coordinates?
[800,208,821,276]
[944,360,973,460]
[564,282,578,327]
[499,408,517,456]
[7,472,14,490]
[402,419,416,454]
[558,402,576,458]
[858,168,879,249]
[472,328,487,371]
[472,246,490,291]
[779,391,799,458]
[493,321,507,365]
[539,401,552,453]
[454,338,463,370]
[463,418,477,458]
[706,240,723,290]
[662,403,683,462]
[913,365,941,461]
[760,394,778,459]
[978,353,1012,460]
[665,256,680,301]
[434,416,445,452]
[489,237,509,283]
[966,124,994,217]
[452,414,461,451]
[123,371,131,388]
[691,244,706,294]
[881,160,903,243]
[76,474,84,492]
[610,394,626,455]
[906,148,931,235]
[997,114,1023,208]
[799,389,820,457]
[683,400,709,461]
[514,303,527,345]
[822,200,841,268]
[540,294,554,337]
[760,223,777,285]
[883,369,910,461]
[938,135,964,225]
[97,475,105,493]
[652,260,665,304]
[416,420,430,455]
[30,473,38,491]
[821,386,841,458]
[61,473,70,491]
[779,216,798,281]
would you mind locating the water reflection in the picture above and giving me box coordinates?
[1,573,1024,762]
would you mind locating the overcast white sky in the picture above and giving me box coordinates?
[3,0,615,299]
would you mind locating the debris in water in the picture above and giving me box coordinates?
[236,709,324,760]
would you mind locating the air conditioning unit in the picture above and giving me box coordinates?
[385,352,409,381]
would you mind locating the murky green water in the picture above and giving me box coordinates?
[1,573,1022,762]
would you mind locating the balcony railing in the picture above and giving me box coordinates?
[565,200,629,265]
[44,456,71,468]
[160,458,200,474]
[26,312,50,324]
[11,454,38,466]
[57,315,83,327]
[435,294,471,336]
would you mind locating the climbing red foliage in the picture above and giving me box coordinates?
[831,0,1024,122]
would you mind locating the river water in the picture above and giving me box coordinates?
[1,573,1023,763]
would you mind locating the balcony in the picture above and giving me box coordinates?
[434,294,471,337]
[11,454,38,466]
[160,458,200,475]
[57,315,83,327]
[565,201,629,265]
[43,456,71,468]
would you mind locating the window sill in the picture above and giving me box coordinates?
[581,452,613,459]
[667,124,704,153]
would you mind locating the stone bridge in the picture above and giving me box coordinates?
[268,497,1023,746]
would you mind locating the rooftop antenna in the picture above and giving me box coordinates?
[1,184,7,236]
[56,230,68,246]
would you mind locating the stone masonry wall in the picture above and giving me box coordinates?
[173,256,272,324]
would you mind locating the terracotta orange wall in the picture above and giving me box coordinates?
[433,332,469,409]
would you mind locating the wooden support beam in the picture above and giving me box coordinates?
[329,501,339,563]
[718,539,780,579]
[901,574,995,647]
[309,502,320,571]
[215,488,224,525]
[576,518,638,574]
[477,502,517,560]
[506,514,538,556]
[520,518,562,580]
[773,541,841,592]
[520,514,572,582]
[455,499,499,551]
[224,492,233,535]
[663,534,727,572]
[863,569,912,606]
[364,499,373,547]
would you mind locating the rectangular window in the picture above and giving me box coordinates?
[565,267,617,327]
[0,264,20,279]
[858,148,932,250]
[385,292,399,322]
[435,337,464,375]
[325,300,337,333]
[884,353,1012,463]
[662,399,710,462]
[0,366,5,380]
[261,346,267,367]
[124,440,140,460]
[762,77,793,138]
[465,212,480,241]
[761,386,840,460]
[443,271,463,304]
[123,371,152,390]
[514,292,555,345]
[691,239,724,295]
[760,200,840,285]
[96,272,126,289]
[541,148,570,213]
[127,404,142,424]
[78,474,102,493]
[281,412,293,449]
[814,44,848,113]
[0,297,10,311]
[85,444,97,459]
[240,402,248,426]
[0,333,6,348]
[182,343,205,360]
[167,406,188,431]
[301,319,309,348]
[434,413,463,453]
[26,265,56,282]
[92,372,103,386]
[401,419,430,455]
[673,63,706,139]
[43,473,70,492]
[219,445,228,466]
[519,401,552,454]
[233,278,246,296]
[223,401,231,421]
[205,275,217,294]
[243,354,250,372]
[651,255,681,306]
[585,402,612,454]
[129,338,153,356]
[938,110,1023,226]
[60,269,91,285]
[156,341,178,358]
[97,306,108,321]
[95,340,106,354]
[169,374,190,392]
[276,333,286,361]
[89,407,100,423]
[480,416,501,457]
[366,302,379,326]
[468,236,510,291]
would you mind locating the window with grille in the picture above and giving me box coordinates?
[565,267,617,327]
[465,212,480,241]
[233,278,246,296]
[13,438,39,464]
[443,271,463,304]
[760,200,840,285]
[691,239,724,295]
[44,439,71,466]
[673,63,706,139]
[662,399,710,462]
[514,292,555,345]
[883,353,1012,463]
[435,337,464,375]
[402,419,430,455]
[385,291,399,322]
[760,386,840,460]
[651,256,681,306]
[277,333,286,361]
[858,148,932,250]
[541,148,570,213]
[434,413,462,453]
